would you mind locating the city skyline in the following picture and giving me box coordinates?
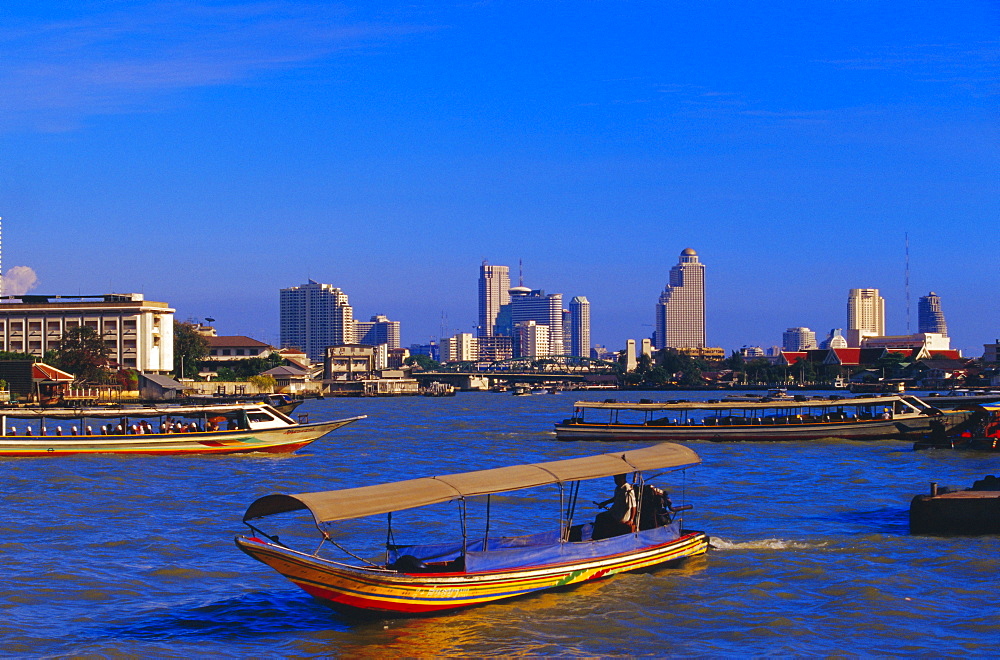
[2,2,996,357]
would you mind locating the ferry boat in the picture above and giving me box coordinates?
[554,395,971,442]
[0,402,364,457]
[236,443,708,615]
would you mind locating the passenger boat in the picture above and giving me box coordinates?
[236,443,709,615]
[554,395,971,442]
[0,402,364,457]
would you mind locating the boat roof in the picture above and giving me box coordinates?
[243,443,701,524]
[0,402,289,420]
[571,395,917,411]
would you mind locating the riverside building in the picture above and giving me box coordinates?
[279,280,355,364]
[0,293,174,373]
[655,248,706,349]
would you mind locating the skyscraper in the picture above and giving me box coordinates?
[509,287,564,357]
[279,280,355,363]
[569,296,591,358]
[655,248,706,349]
[355,314,401,349]
[847,288,885,346]
[918,292,948,336]
[478,261,510,337]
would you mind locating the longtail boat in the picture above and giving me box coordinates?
[236,443,708,615]
[0,403,364,457]
[554,395,972,442]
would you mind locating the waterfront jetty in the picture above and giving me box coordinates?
[909,476,1000,534]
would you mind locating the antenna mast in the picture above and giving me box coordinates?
[905,232,911,333]
[519,259,524,287]
[0,216,4,297]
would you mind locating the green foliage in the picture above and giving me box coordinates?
[405,354,441,371]
[115,369,139,389]
[174,321,210,378]
[247,374,277,392]
[723,351,746,371]
[212,356,282,381]
[0,350,39,361]
[53,325,111,384]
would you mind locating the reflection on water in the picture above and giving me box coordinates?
[2,391,999,655]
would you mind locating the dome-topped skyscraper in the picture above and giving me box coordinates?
[654,249,706,349]
[918,292,948,336]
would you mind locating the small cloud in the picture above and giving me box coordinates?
[2,266,39,296]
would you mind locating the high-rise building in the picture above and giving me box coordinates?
[655,248,706,349]
[279,280,354,364]
[355,314,401,349]
[569,296,591,358]
[562,308,572,355]
[509,287,564,357]
[782,327,817,352]
[515,321,550,359]
[918,292,948,336]
[847,288,885,346]
[478,261,510,337]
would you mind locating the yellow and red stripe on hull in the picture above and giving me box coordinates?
[236,531,709,614]
[0,418,358,457]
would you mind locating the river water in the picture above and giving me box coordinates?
[3,391,998,656]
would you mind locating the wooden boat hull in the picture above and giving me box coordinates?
[0,416,363,457]
[555,412,970,442]
[236,530,709,614]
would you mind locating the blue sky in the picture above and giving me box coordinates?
[2,1,997,355]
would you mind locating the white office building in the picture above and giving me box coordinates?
[516,321,550,359]
[782,327,818,352]
[279,280,355,364]
[441,332,479,363]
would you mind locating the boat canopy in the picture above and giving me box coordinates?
[243,443,701,525]
[572,395,921,412]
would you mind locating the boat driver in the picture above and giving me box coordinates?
[592,473,637,540]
